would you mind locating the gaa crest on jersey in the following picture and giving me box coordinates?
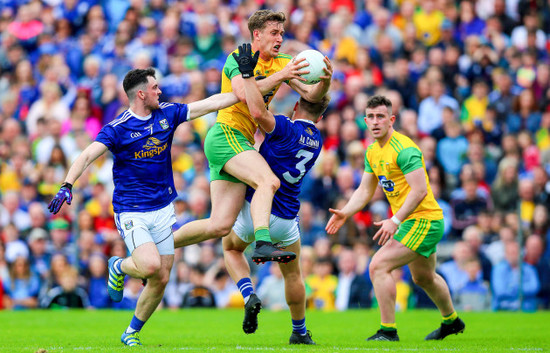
[124,220,134,230]
[159,119,169,130]
[378,176,395,192]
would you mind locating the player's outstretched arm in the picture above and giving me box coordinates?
[289,56,333,103]
[48,141,108,214]
[233,43,276,132]
[372,168,428,246]
[187,92,240,120]
[326,171,377,234]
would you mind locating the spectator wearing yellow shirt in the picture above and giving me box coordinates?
[413,0,445,47]
[460,79,490,133]
[319,14,358,66]
[306,257,338,311]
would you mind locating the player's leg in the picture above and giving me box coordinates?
[120,223,175,345]
[223,150,294,264]
[278,240,315,345]
[367,239,419,341]
[173,179,246,247]
[223,201,262,334]
[409,253,465,340]
[223,228,262,334]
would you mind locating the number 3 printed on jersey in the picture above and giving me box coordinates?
[283,149,314,184]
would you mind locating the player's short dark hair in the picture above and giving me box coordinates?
[366,95,393,116]
[248,10,286,38]
[123,68,156,100]
[299,95,331,122]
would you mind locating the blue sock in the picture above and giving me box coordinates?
[292,318,307,335]
[126,315,145,334]
[114,258,124,276]
[237,278,254,303]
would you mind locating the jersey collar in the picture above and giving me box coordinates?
[293,118,315,125]
[128,108,152,121]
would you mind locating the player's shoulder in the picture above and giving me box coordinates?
[107,110,133,128]
[390,131,419,151]
[275,52,293,61]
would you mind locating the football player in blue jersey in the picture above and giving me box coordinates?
[222,44,331,344]
[47,68,240,346]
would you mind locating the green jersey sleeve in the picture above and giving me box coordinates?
[396,147,423,174]
[223,53,241,80]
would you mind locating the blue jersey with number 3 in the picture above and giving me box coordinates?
[245,115,322,219]
[95,102,189,213]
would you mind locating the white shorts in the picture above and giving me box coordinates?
[114,203,176,255]
[233,201,300,247]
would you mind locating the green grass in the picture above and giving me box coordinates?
[1,309,549,352]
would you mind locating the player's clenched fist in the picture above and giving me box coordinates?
[48,182,73,214]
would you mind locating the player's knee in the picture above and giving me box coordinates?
[369,259,383,278]
[141,259,162,278]
[269,176,280,192]
[207,223,232,238]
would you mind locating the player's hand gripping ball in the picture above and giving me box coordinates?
[293,49,327,85]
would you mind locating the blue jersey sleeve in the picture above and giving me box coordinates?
[96,125,117,150]
[159,102,189,127]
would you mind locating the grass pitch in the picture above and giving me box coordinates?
[1,309,548,352]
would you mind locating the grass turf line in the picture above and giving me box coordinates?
[1,309,549,352]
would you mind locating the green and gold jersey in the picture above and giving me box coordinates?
[217,49,292,143]
[364,131,443,221]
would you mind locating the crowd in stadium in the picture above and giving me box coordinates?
[0,0,549,313]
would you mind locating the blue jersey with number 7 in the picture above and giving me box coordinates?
[245,115,322,219]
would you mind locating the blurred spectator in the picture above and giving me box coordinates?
[418,80,459,136]
[2,256,40,309]
[27,227,50,281]
[306,257,337,311]
[86,252,111,309]
[335,248,371,310]
[164,261,192,309]
[257,263,287,310]
[40,265,89,309]
[391,267,412,311]
[181,264,216,308]
[211,269,238,309]
[112,278,144,310]
[518,178,536,229]
[439,241,477,297]
[454,259,490,311]
[451,178,492,237]
[523,235,550,309]
[26,82,70,139]
[3,223,29,264]
[462,225,492,282]
[1,192,31,232]
[491,241,539,311]
[506,89,542,135]
[510,9,546,51]
[298,202,326,247]
[413,0,445,47]
[491,157,519,213]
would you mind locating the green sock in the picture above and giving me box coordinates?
[442,311,458,325]
[254,227,271,242]
[380,323,397,332]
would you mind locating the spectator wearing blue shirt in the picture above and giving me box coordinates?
[437,120,469,177]
[418,80,459,135]
[491,241,540,311]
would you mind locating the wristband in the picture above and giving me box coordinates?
[391,215,401,226]
[61,182,73,191]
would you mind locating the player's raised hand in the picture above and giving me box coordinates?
[326,208,347,235]
[48,182,73,214]
[281,57,309,82]
[372,219,398,246]
[232,43,259,79]
[319,56,333,81]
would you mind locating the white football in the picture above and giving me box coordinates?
[293,49,327,85]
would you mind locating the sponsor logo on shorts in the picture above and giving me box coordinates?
[124,220,134,230]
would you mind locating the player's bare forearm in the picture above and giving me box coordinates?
[64,142,107,185]
[188,92,239,119]
[242,77,275,132]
